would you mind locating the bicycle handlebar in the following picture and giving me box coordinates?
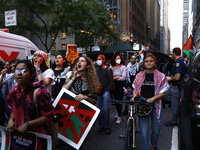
[111,96,149,105]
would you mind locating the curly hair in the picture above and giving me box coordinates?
[74,56,99,95]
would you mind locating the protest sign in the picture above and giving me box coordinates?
[52,88,100,150]
[66,44,79,65]
[0,126,52,150]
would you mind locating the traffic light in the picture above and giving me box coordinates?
[130,38,134,46]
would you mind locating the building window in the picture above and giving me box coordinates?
[113,0,117,7]
[113,24,118,31]
[113,9,117,22]
[61,32,66,39]
[52,43,56,51]
[62,44,66,50]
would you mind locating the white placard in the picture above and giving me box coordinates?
[5,10,17,27]
[53,88,100,150]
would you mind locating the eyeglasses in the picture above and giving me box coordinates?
[144,60,154,63]
[14,69,27,74]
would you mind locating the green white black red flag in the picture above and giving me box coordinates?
[182,35,196,59]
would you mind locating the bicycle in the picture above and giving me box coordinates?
[113,96,152,150]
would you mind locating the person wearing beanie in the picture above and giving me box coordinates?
[96,54,113,134]
[33,50,54,95]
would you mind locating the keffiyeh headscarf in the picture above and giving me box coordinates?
[126,62,139,83]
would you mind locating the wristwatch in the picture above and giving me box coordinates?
[26,122,31,128]
[36,70,42,76]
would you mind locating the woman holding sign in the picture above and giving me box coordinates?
[63,56,99,149]
[6,60,54,135]
[64,56,99,104]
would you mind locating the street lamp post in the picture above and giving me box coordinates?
[102,1,110,55]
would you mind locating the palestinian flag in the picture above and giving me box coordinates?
[182,35,196,59]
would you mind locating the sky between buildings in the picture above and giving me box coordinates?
[168,0,183,52]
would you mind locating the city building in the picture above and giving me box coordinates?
[160,0,170,54]
[182,0,189,46]
[28,0,163,56]
[146,0,161,51]
[97,0,162,53]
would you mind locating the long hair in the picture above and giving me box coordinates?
[52,54,69,70]
[40,60,48,72]
[74,56,99,95]
[110,54,125,66]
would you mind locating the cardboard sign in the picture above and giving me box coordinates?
[52,88,100,150]
[66,44,79,65]
[0,126,52,150]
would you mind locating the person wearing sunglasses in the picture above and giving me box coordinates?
[6,60,54,135]
[132,52,169,150]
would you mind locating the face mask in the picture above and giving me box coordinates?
[96,60,102,66]
[116,59,121,64]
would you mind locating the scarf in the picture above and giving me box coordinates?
[132,69,169,121]
[126,62,139,83]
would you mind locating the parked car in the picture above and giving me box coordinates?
[179,50,200,150]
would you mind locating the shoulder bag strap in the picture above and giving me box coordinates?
[32,88,40,117]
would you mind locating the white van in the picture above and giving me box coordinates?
[0,31,39,62]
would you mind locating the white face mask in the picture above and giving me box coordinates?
[96,60,103,66]
[116,59,121,64]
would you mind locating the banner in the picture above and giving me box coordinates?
[0,126,52,150]
[52,88,100,150]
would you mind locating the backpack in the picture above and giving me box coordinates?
[33,88,58,140]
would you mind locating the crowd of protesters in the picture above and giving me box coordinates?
[0,47,189,150]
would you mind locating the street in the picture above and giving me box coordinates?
[53,104,175,150]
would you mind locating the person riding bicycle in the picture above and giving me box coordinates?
[131,52,169,150]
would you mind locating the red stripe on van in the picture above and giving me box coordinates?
[0,50,19,61]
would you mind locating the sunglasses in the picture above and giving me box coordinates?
[14,69,27,74]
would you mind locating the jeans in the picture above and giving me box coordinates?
[164,84,181,124]
[96,91,111,129]
[138,103,162,150]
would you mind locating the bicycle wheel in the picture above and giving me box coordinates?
[124,119,136,150]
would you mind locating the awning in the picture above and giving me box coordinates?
[88,44,142,54]
[104,44,133,53]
